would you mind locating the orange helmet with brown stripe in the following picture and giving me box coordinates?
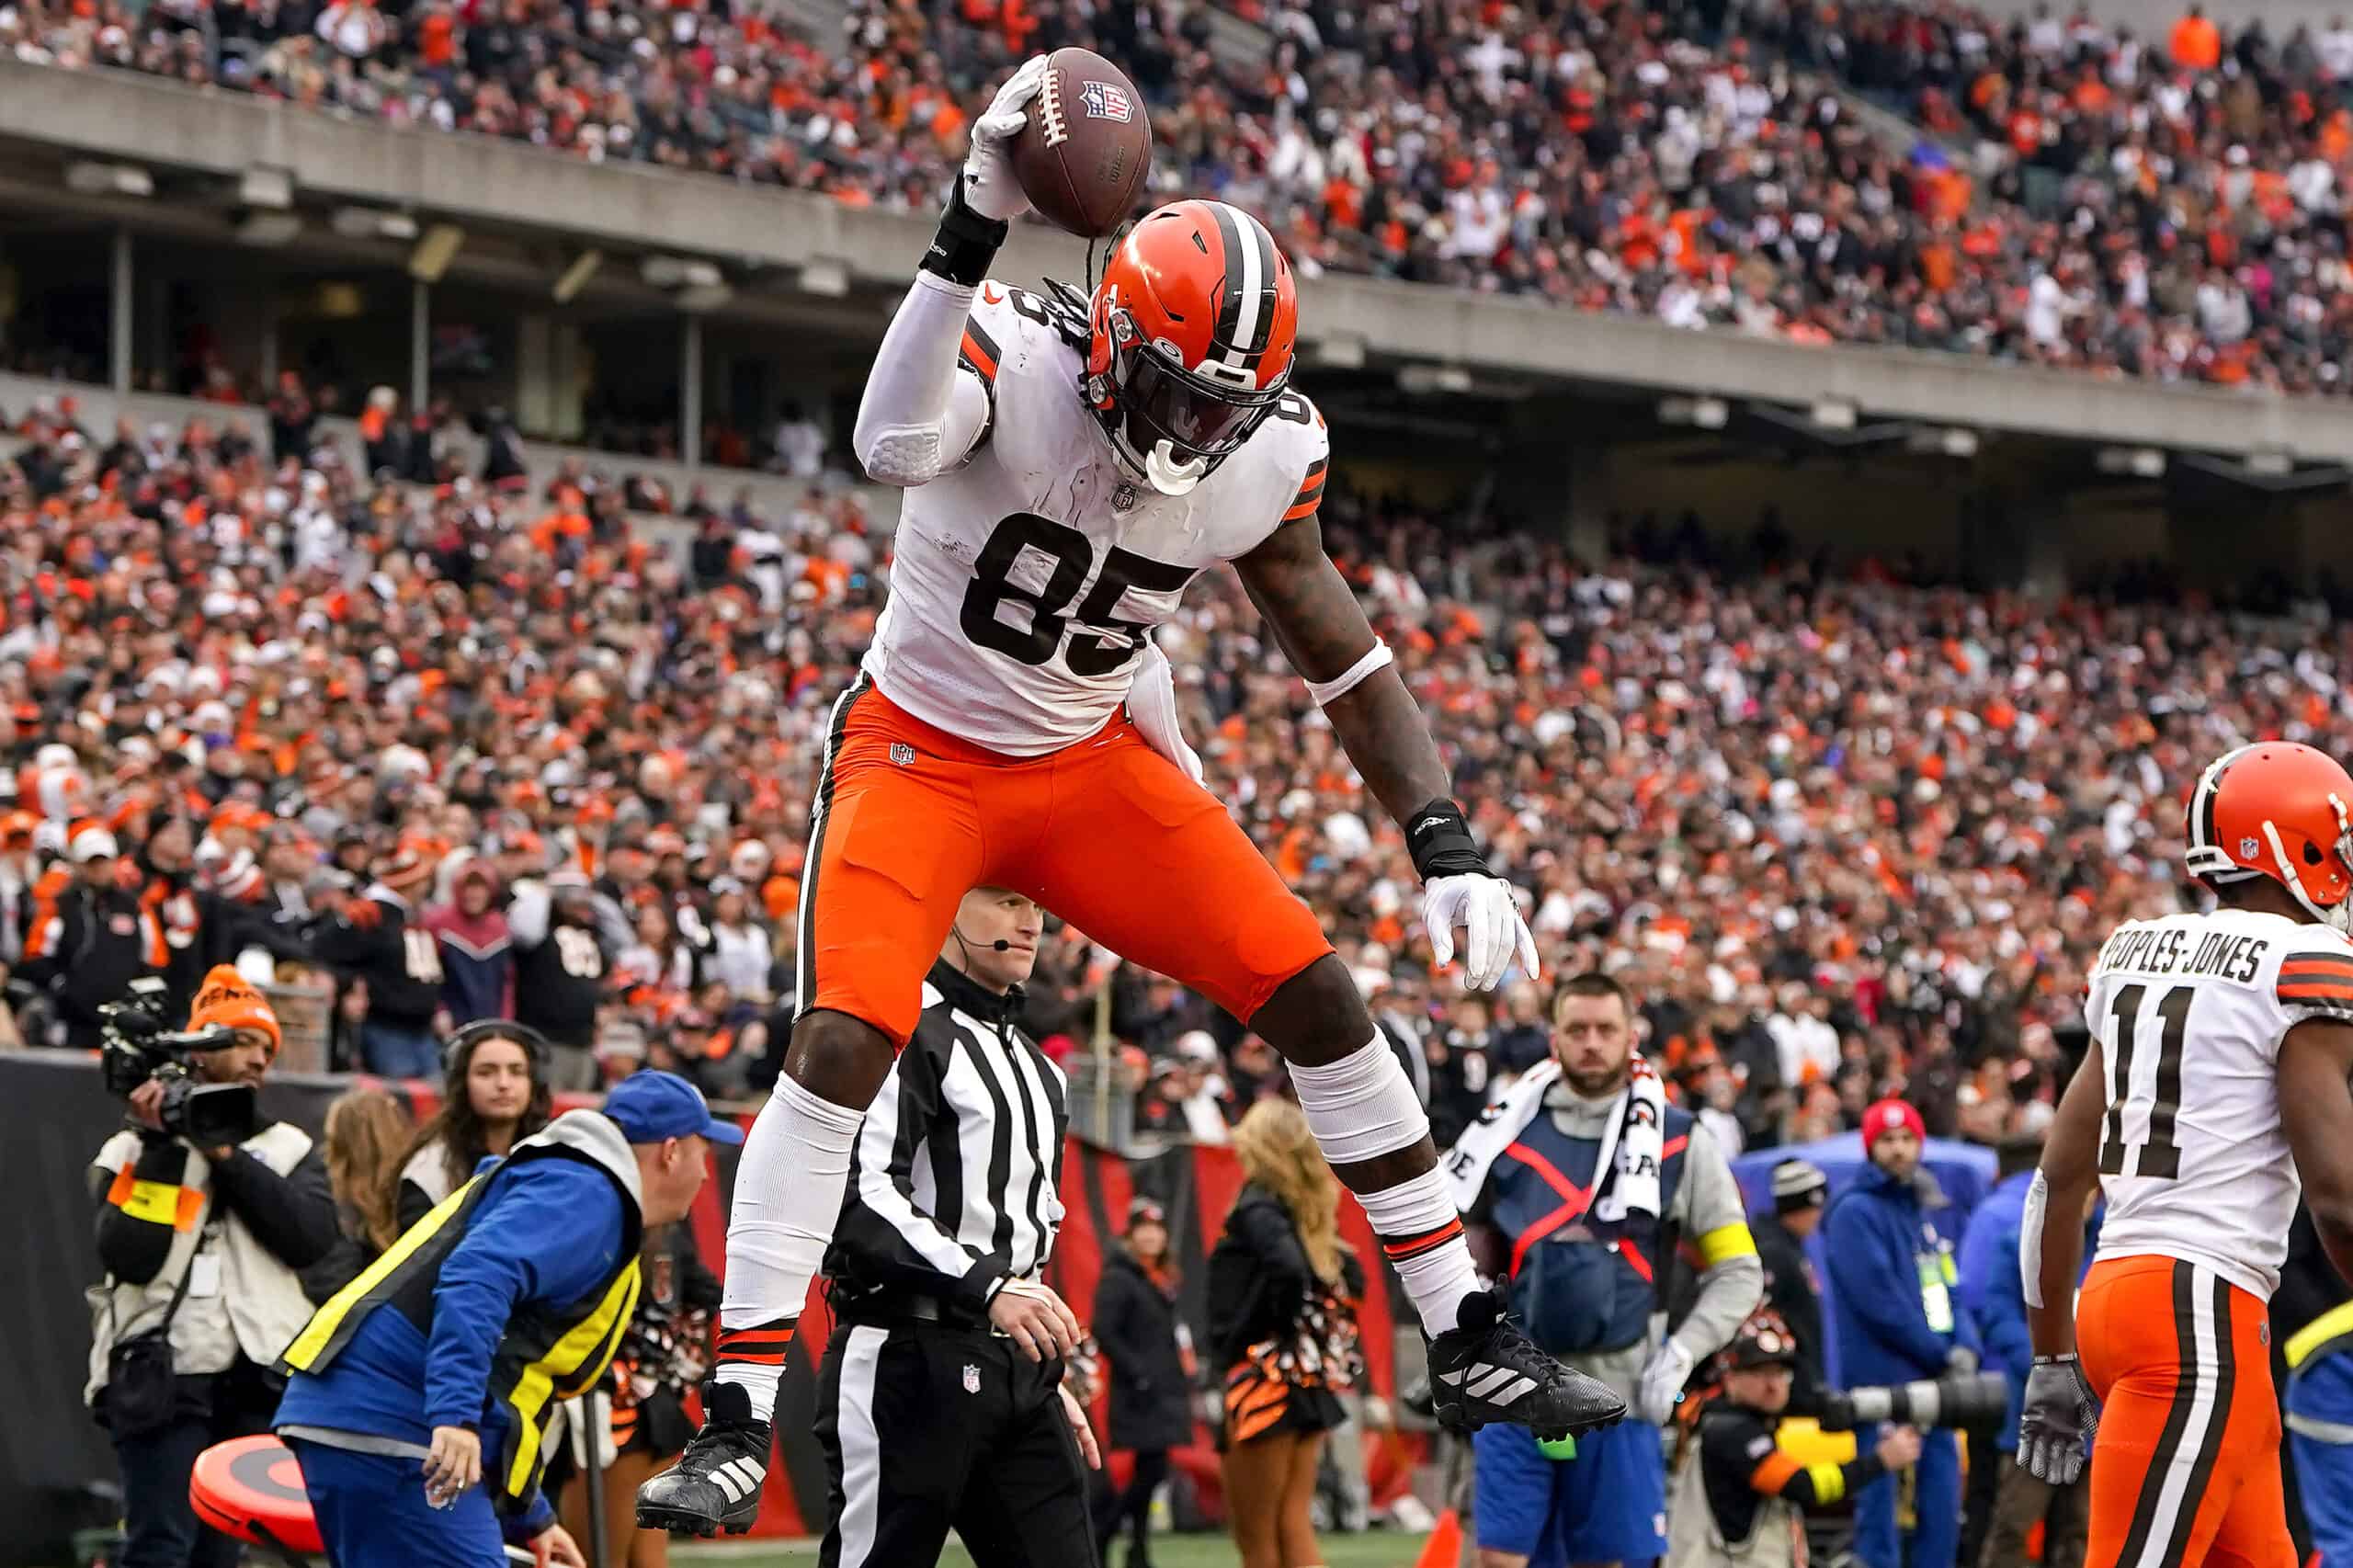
[1086,199,1298,496]
[2184,741,2353,931]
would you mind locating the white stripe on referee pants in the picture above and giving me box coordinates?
[835,1324,890,1568]
[2130,1265,2226,1568]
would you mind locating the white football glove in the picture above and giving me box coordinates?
[1127,641,1204,785]
[1635,1338,1696,1427]
[1425,873,1540,992]
[962,55,1048,223]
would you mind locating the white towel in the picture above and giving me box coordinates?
[1441,1053,1669,1221]
[1590,1055,1667,1224]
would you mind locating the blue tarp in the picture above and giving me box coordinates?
[1731,1134,2000,1387]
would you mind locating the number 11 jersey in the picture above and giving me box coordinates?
[2084,906,2353,1300]
[861,283,1329,757]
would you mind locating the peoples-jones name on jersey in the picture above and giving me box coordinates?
[2095,925,2270,984]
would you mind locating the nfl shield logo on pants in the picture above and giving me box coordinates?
[891,742,916,767]
[962,1363,982,1394]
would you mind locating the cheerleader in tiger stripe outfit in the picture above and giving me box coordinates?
[561,1221,723,1568]
[1207,1100,1366,1568]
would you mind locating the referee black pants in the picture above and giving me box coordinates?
[814,1316,1097,1568]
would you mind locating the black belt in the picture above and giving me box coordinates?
[836,1292,1006,1336]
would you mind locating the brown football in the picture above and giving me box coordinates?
[1009,48,1154,239]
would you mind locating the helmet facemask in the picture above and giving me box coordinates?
[2263,794,2353,934]
[1091,293,1287,496]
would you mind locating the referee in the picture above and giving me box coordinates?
[822,885,1099,1568]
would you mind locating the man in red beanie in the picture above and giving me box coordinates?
[1822,1097,1975,1568]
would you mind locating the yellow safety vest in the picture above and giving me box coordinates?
[280,1113,643,1510]
[2287,1300,2353,1375]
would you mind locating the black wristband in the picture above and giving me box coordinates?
[921,181,1011,289]
[1405,798,1490,881]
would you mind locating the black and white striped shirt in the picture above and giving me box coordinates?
[827,961,1070,1315]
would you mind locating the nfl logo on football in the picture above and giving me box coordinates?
[1081,79,1133,122]
[962,1363,982,1394]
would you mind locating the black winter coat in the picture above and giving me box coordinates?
[1093,1248,1193,1452]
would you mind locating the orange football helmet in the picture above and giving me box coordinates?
[2184,741,2353,929]
[1086,199,1298,495]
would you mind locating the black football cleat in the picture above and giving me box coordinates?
[633,1381,772,1537]
[1426,1288,1628,1440]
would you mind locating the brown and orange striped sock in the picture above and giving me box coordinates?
[710,1318,794,1423]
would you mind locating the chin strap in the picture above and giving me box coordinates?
[1142,438,1206,495]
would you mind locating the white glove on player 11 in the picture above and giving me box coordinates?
[1128,641,1204,784]
[962,55,1048,223]
[1635,1338,1696,1426]
[1425,874,1540,992]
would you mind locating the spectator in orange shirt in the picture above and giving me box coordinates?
[2171,4,2222,69]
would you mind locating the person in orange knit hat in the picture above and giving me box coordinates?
[188,963,284,1058]
[88,968,337,1568]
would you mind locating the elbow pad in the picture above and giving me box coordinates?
[859,426,945,488]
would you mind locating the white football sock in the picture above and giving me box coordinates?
[715,1075,865,1422]
[1289,1035,1476,1335]
[1362,1166,1480,1336]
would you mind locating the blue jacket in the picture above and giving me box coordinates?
[274,1153,629,1534]
[1955,1171,2034,1450]
[1823,1162,1972,1387]
[1956,1173,2103,1451]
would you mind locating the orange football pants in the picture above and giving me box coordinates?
[2077,1255,2293,1568]
[795,676,1334,1046]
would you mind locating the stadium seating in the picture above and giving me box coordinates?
[8,0,2351,393]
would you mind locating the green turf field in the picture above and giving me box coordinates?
[675,1531,1432,1568]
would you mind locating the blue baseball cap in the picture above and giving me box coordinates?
[602,1070,745,1147]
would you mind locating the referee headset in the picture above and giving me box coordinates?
[949,888,1017,972]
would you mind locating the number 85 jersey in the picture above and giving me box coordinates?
[861,283,1329,756]
[2084,905,2353,1299]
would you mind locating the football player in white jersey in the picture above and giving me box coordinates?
[638,58,1624,1538]
[2018,741,2353,1568]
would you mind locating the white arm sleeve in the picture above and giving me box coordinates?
[853,272,993,486]
[2019,1167,2051,1310]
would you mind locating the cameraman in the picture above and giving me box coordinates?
[1668,1313,1921,1567]
[85,968,338,1568]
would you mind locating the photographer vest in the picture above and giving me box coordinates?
[279,1114,642,1511]
[1665,1429,1804,1568]
[1486,1103,1692,1357]
[85,1121,318,1403]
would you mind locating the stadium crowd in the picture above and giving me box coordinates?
[9,0,2353,398]
[1767,0,2353,393]
[0,384,2329,1162]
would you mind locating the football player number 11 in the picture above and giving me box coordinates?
[2097,982,2190,1180]
[960,513,1194,675]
